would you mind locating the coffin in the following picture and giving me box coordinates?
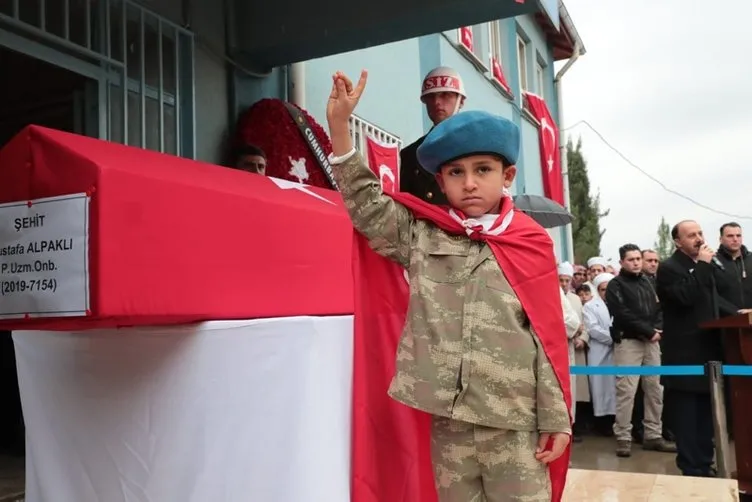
[0,126,353,330]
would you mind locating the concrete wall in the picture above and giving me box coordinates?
[134,0,230,164]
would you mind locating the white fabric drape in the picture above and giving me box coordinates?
[13,316,354,502]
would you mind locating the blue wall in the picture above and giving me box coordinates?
[304,39,426,145]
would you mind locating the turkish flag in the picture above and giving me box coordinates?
[459,26,474,52]
[524,92,564,205]
[366,137,400,193]
[491,57,512,95]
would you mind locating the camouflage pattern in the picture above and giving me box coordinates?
[334,152,570,433]
[431,416,550,502]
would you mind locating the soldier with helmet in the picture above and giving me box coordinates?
[399,66,466,205]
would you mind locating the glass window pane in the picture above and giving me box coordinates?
[109,0,124,61]
[69,0,92,49]
[145,97,160,151]
[108,83,124,144]
[18,0,40,27]
[125,4,141,82]
[163,104,177,155]
[127,90,141,147]
[161,26,177,96]
[44,0,65,38]
[0,0,15,17]
[144,16,160,89]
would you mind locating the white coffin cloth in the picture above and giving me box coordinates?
[13,316,354,502]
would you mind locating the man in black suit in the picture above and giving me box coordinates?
[656,220,740,477]
[399,66,465,204]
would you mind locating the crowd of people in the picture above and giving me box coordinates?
[559,220,752,477]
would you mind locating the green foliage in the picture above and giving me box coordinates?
[654,216,673,260]
[567,137,609,264]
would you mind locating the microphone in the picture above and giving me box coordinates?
[711,256,725,271]
[700,242,725,271]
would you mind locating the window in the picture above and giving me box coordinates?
[517,35,528,92]
[0,0,196,158]
[348,115,402,167]
[456,25,488,69]
[536,62,546,99]
[470,25,486,64]
[108,1,195,157]
[489,21,503,66]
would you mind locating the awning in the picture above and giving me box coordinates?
[232,0,537,71]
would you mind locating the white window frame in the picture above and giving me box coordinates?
[516,35,528,93]
[455,25,488,71]
[535,61,546,100]
[348,114,402,167]
[488,21,503,67]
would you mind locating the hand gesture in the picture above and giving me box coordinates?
[574,338,585,349]
[535,432,570,464]
[326,70,368,126]
[650,331,662,343]
[697,244,715,264]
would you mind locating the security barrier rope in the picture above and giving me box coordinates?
[569,365,752,376]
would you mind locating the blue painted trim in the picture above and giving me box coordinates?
[504,19,525,194]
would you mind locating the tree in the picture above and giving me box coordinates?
[654,216,673,260]
[567,137,609,264]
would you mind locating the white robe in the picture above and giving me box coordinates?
[560,288,581,415]
[582,296,616,417]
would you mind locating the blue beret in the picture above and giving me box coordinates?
[416,110,520,175]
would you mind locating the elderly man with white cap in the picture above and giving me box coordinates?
[582,272,617,435]
[586,256,608,282]
[558,261,589,442]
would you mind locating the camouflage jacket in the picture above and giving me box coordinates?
[334,152,571,433]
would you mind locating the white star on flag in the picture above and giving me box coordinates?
[268,177,334,205]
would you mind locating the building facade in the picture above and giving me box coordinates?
[300,10,583,259]
[0,0,582,259]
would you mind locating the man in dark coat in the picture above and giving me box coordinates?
[656,220,739,477]
[716,222,752,309]
[399,66,465,204]
[606,243,674,458]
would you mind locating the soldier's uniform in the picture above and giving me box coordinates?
[331,111,571,502]
[399,134,448,205]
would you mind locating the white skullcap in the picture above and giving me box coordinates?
[587,257,608,268]
[557,262,574,277]
[592,273,615,289]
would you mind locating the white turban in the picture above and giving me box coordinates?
[557,262,574,277]
[587,256,608,268]
[592,272,615,289]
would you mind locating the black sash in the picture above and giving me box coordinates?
[284,102,340,191]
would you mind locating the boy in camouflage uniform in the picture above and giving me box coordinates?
[326,70,572,502]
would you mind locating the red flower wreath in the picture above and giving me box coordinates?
[235,99,334,189]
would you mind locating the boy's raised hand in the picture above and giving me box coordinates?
[535,432,570,464]
[326,70,368,126]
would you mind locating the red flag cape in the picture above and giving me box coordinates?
[351,192,571,502]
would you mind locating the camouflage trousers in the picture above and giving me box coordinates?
[431,416,550,502]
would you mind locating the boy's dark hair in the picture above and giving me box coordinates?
[234,144,266,161]
[618,243,641,260]
[720,222,741,236]
[575,284,591,295]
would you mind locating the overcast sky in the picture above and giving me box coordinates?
[559,0,752,263]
